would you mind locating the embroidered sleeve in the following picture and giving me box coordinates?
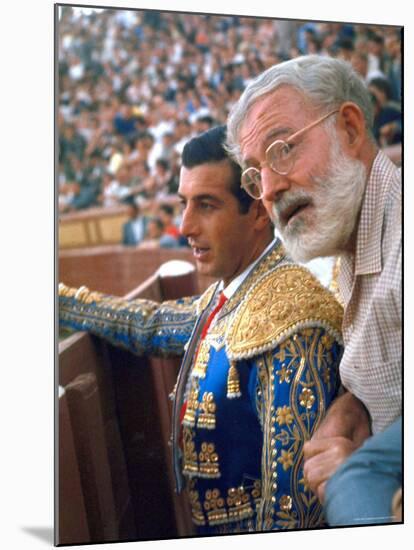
[59,283,198,356]
[254,327,342,531]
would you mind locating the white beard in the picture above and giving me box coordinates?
[272,140,367,262]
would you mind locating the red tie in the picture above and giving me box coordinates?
[200,291,227,340]
[179,292,227,433]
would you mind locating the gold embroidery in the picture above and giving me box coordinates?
[59,283,77,298]
[217,245,285,320]
[182,387,199,427]
[278,450,294,471]
[192,340,210,379]
[251,479,262,508]
[188,480,205,525]
[226,362,241,398]
[279,495,293,512]
[282,331,327,527]
[275,406,294,426]
[276,363,293,384]
[257,329,335,530]
[319,334,335,393]
[275,508,298,529]
[182,427,198,476]
[196,283,217,316]
[227,486,255,522]
[59,283,104,304]
[256,351,277,529]
[299,474,310,492]
[60,283,196,317]
[198,442,220,478]
[291,335,322,438]
[205,489,228,525]
[299,388,315,409]
[188,481,262,529]
[197,392,217,430]
[227,266,343,359]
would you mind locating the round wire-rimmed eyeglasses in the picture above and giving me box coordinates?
[241,109,339,199]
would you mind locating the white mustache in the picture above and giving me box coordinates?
[272,189,313,225]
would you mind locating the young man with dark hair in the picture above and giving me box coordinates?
[60,125,343,535]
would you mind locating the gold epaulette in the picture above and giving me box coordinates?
[226,265,343,360]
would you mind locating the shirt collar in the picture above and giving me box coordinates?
[219,238,278,299]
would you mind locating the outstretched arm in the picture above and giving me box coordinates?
[59,283,198,357]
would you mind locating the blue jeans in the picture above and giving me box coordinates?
[324,416,402,526]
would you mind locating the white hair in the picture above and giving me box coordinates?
[226,55,374,165]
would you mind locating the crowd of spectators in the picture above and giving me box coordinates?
[57,6,402,247]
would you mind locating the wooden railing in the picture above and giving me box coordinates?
[59,205,130,249]
[59,245,215,297]
[57,263,197,545]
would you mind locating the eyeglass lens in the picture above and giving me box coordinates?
[242,169,262,199]
[266,141,294,175]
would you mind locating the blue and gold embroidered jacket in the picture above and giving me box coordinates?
[59,241,343,534]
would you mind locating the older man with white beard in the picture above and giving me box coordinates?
[226,55,401,527]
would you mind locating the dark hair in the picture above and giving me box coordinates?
[159,203,174,216]
[197,115,215,127]
[369,77,392,101]
[148,216,164,231]
[156,158,170,171]
[368,32,384,46]
[181,125,254,214]
[336,37,354,52]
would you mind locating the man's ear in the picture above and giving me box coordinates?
[252,199,272,230]
[337,101,367,156]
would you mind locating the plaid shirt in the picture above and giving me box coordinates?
[338,150,401,434]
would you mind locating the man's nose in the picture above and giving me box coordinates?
[260,166,290,203]
[179,206,198,238]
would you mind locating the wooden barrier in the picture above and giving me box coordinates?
[59,245,216,297]
[59,206,130,249]
[58,332,137,545]
[58,388,90,544]
[57,263,197,545]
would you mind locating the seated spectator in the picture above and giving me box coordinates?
[154,158,177,194]
[334,37,354,61]
[366,32,386,76]
[101,164,133,207]
[369,77,402,147]
[384,30,402,102]
[158,203,181,248]
[192,114,216,135]
[58,181,79,213]
[123,160,151,201]
[121,202,149,246]
[62,153,102,211]
[113,104,140,144]
[173,119,193,155]
[59,122,87,181]
[107,138,127,176]
[138,216,165,249]
[351,50,385,83]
